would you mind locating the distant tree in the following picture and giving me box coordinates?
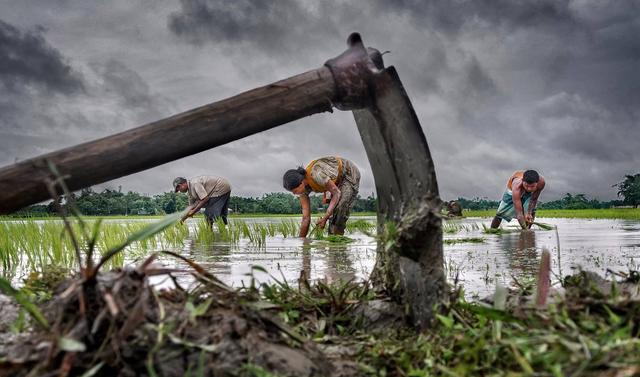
[562,193,589,209]
[12,189,379,216]
[153,192,188,214]
[455,197,499,211]
[615,173,640,207]
[261,193,299,214]
[352,194,377,212]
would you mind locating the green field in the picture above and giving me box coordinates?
[464,208,640,220]
[0,212,377,222]
[5,208,640,221]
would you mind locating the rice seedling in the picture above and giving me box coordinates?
[314,235,356,244]
[482,223,519,235]
[251,223,268,247]
[443,237,485,245]
[159,222,189,248]
[466,208,640,220]
[531,221,555,230]
[278,220,300,238]
[0,218,185,277]
[443,221,463,234]
[0,212,378,276]
[345,218,375,234]
[442,221,481,234]
[194,219,217,245]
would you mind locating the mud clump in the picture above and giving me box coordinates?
[0,260,333,377]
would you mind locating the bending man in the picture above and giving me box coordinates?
[173,175,231,225]
[283,156,361,237]
[491,170,545,229]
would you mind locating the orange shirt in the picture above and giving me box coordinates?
[506,171,524,191]
[304,157,344,193]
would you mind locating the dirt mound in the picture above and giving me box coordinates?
[0,257,333,377]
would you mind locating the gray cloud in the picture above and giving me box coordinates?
[168,0,341,55]
[376,0,577,34]
[90,59,175,124]
[0,18,175,167]
[168,0,297,45]
[0,1,638,202]
[0,19,84,94]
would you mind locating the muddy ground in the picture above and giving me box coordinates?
[0,258,380,377]
[1,260,640,377]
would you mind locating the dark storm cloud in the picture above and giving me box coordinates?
[99,59,156,108]
[0,19,84,94]
[91,59,175,123]
[168,0,341,53]
[168,0,295,44]
[374,0,577,35]
[1,1,639,201]
[163,0,640,200]
[0,18,175,167]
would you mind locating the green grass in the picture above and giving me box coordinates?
[535,208,640,220]
[443,237,485,245]
[314,235,356,244]
[482,224,519,235]
[1,217,377,275]
[443,221,482,234]
[250,274,640,376]
[0,212,377,222]
[0,219,189,276]
[3,202,639,377]
[465,208,640,220]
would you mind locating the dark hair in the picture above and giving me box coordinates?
[523,170,540,184]
[283,167,306,191]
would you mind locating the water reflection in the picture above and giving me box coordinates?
[143,217,640,299]
[300,239,356,283]
[190,241,233,277]
[501,230,539,281]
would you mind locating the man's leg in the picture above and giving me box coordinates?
[220,192,230,225]
[203,193,230,226]
[492,191,514,228]
[202,198,215,228]
[329,182,358,235]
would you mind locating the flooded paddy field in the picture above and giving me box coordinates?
[2,216,640,298]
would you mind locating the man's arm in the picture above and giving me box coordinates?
[180,197,209,223]
[316,181,341,229]
[299,194,311,238]
[526,177,546,222]
[512,179,527,229]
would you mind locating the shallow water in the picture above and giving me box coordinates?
[444,217,640,298]
[4,216,640,298]
[145,216,640,298]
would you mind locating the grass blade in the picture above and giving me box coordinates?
[93,211,184,274]
[0,277,49,329]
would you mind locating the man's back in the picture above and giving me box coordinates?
[188,176,231,204]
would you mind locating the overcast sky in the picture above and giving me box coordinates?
[1,0,638,201]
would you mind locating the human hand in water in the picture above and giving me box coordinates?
[315,217,328,229]
[525,213,534,227]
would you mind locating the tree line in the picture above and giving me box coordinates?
[457,174,640,210]
[11,173,639,216]
[14,188,377,216]
[456,194,625,211]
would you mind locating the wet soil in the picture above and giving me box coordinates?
[0,264,337,377]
